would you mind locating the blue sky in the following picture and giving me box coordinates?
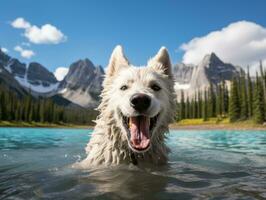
[1,0,266,76]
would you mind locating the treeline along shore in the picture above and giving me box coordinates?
[176,62,266,125]
[0,85,97,127]
[1,62,266,129]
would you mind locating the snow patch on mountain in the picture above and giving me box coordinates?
[174,82,190,90]
[15,76,59,93]
[4,62,12,73]
[58,88,67,94]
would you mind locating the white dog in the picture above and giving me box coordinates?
[79,46,175,167]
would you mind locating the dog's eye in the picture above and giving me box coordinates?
[120,85,128,91]
[151,84,161,91]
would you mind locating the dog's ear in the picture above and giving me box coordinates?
[148,47,172,76]
[106,45,130,77]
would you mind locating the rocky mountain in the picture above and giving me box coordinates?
[172,63,194,84]
[0,49,11,66]
[0,49,27,96]
[0,48,104,108]
[190,53,242,90]
[0,49,59,96]
[0,62,28,97]
[59,59,104,108]
[173,53,242,97]
[27,62,58,86]
[5,58,26,78]
[0,47,245,107]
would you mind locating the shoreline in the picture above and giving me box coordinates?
[169,124,266,131]
[170,118,266,131]
[1,121,266,131]
[0,121,94,129]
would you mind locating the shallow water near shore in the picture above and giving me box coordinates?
[0,128,266,199]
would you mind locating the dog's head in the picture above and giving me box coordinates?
[102,46,175,153]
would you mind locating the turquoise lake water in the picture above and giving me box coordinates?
[0,128,266,199]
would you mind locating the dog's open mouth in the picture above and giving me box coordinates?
[122,114,158,152]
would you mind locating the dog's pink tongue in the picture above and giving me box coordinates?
[130,116,150,150]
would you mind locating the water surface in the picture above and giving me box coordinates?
[0,128,266,199]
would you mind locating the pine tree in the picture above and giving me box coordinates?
[240,72,248,120]
[253,73,265,124]
[216,84,222,117]
[223,81,229,116]
[29,104,33,122]
[229,77,240,122]
[0,93,2,120]
[0,92,6,120]
[247,66,253,118]
[259,60,265,93]
[39,100,45,123]
[185,97,190,119]
[259,61,266,117]
[197,91,202,118]
[202,89,208,121]
[220,80,225,117]
[208,83,216,117]
[15,104,20,121]
[192,94,197,118]
[180,90,185,120]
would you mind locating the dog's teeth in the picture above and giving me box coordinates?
[129,118,132,128]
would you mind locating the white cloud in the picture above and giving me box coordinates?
[11,17,31,29]
[14,45,35,59]
[11,17,67,44]
[1,47,8,53]
[25,24,67,44]
[54,67,69,81]
[180,21,266,73]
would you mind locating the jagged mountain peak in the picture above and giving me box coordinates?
[1,46,245,108]
[0,50,58,95]
[173,52,242,99]
[27,62,58,86]
[70,58,95,69]
[0,48,11,65]
[59,58,104,108]
[0,50,27,97]
[206,52,220,60]
[6,58,26,78]
[0,47,104,108]
[95,65,104,74]
[200,52,224,67]
[65,59,95,81]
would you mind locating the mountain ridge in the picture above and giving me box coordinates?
[59,58,104,108]
[174,52,242,93]
[0,48,104,108]
[0,48,243,107]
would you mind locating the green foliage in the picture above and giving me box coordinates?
[208,83,216,118]
[176,61,266,124]
[240,72,248,120]
[202,89,208,121]
[179,90,185,120]
[0,84,97,125]
[247,66,253,117]
[253,73,265,124]
[229,77,240,122]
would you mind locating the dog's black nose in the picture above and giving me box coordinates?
[130,93,151,112]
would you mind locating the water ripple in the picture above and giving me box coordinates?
[0,128,265,199]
